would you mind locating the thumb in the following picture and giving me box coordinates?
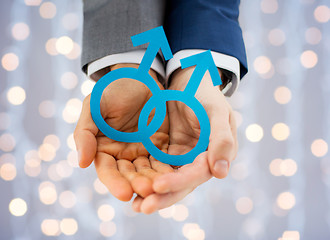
[74,95,99,168]
[207,107,235,179]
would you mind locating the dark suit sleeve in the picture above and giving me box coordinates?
[164,0,248,78]
[81,0,165,73]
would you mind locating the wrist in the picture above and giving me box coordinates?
[91,63,159,84]
[169,67,226,91]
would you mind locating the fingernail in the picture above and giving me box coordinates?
[214,160,229,176]
[154,179,170,193]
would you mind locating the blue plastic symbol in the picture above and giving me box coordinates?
[90,26,222,166]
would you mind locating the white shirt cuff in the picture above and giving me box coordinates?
[87,49,166,84]
[166,50,240,97]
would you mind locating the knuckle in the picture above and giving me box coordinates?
[220,136,235,149]
[82,95,90,105]
[73,130,79,141]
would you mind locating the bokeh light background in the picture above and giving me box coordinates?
[0,0,329,239]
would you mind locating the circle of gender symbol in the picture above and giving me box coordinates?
[90,26,222,166]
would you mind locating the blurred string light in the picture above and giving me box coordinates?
[11,22,30,41]
[268,28,286,46]
[45,38,58,56]
[41,219,60,236]
[314,5,330,23]
[65,42,81,60]
[62,98,82,123]
[60,218,78,236]
[99,221,116,237]
[59,191,77,208]
[24,156,41,177]
[24,150,41,177]
[305,27,322,45]
[300,50,318,68]
[172,204,189,222]
[269,158,282,176]
[58,160,73,176]
[45,37,80,59]
[280,159,298,176]
[66,133,76,150]
[279,231,300,240]
[311,139,328,157]
[39,181,57,205]
[1,53,19,71]
[253,56,272,75]
[38,143,56,161]
[182,223,205,240]
[39,2,57,19]
[0,133,16,152]
[269,158,298,177]
[81,80,95,96]
[56,36,73,55]
[260,0,278,14]
[9,198,27,216]
[272,123,290,141]
[245,124,264,142]
[277,192,296,210]
[7,86,26,105]
[274,86,292,104]
[93,178,108,195]
[235,197,254,215]
[48,163,62,181]
[43,135,61,150]
[61,72,78,89]
[97,204,115,222]
[0,163,17,181]
[24,0,42,6]
[158,204,189,222]
[67,150,79,168]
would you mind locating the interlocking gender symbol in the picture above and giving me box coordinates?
[90,26,222,166]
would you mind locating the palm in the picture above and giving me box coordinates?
[97,77,163,161]
[75,65,173,202]
[132,67,238,214]
[166,100,200,155]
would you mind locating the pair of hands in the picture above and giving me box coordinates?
[74,63,238,214]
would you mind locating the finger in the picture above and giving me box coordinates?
[117,159,153,198]
[153,152,211,194]
[94,152,133,201]
[207,106,236,179]
[117,143,143,161]
[140,188,192,214]
[133,156,160,181]
[149,154,174,174]
[229,109,238,161]
[74,95,98,168]
[132,195,143,212]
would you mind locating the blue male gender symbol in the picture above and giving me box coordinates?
[90,26,222,166]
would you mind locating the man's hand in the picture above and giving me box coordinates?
[132,67,238,214]
[74,63,173,202]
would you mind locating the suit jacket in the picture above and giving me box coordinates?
[164,0,247,78]
[82,0,248,78]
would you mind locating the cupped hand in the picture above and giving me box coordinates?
[132,66,238,214]
[74,63,173,202]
